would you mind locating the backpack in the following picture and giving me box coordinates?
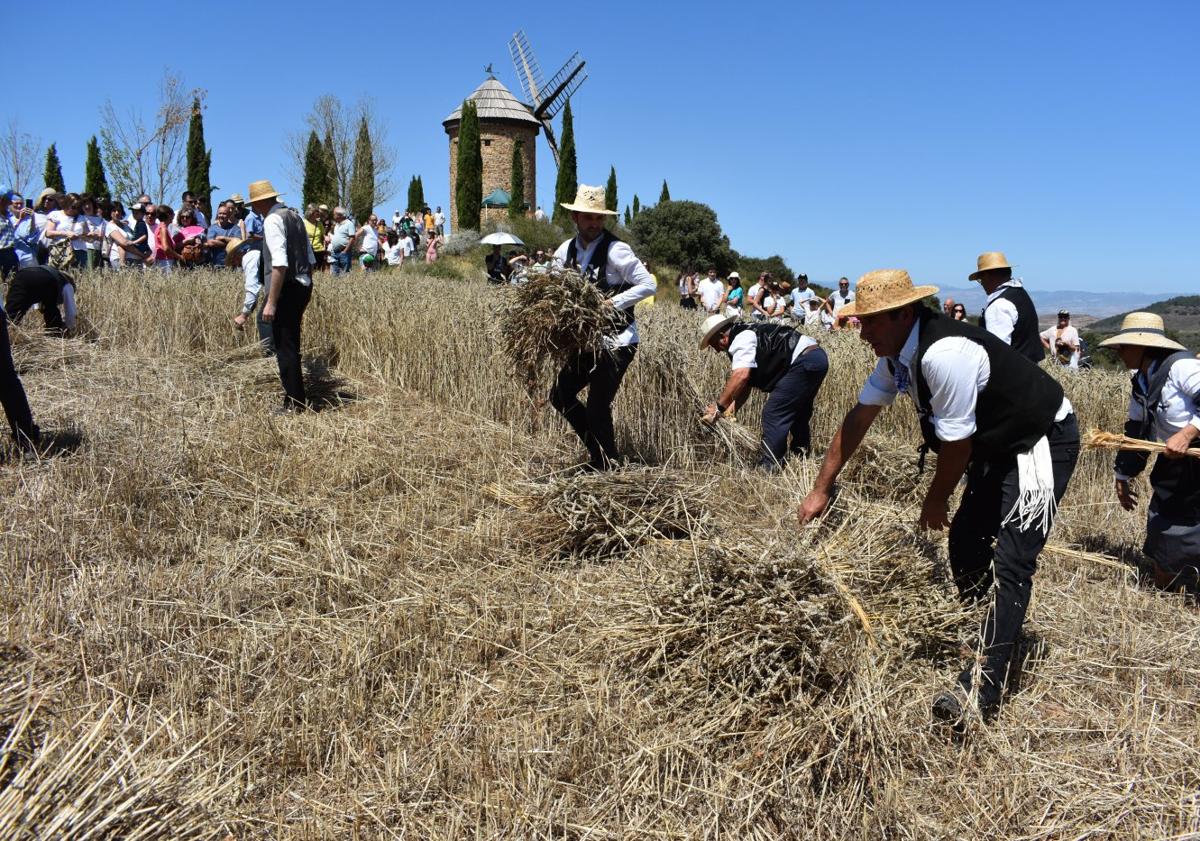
[48,238,75,270]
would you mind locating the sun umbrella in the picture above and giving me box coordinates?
[479,232,525,246]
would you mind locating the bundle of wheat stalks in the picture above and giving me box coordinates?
[1086,428,1200,458]
[487,467,712,562]
[497,265,625,384]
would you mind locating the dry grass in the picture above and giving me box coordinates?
[0,266,1197,839]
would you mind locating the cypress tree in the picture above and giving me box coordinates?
[43,143,65,193]
[454,100,482,231]
[415,175,425,209]
[186,97,211,213]
[322,130,339,206]
[623,206,631,226]
[84,136,109,199]
[633,194,641,218]
[509,139,525,219]
[659,179,671,203]
[406,176,418,212]
[605,166,618,212]
[349,115,375,223]
[302,130,329,209]
[552,100,577,228]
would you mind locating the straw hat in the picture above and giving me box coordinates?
[560,185,617,216]
[969,251,1012,280]
[698,314,738,349]
[246,180,280,204]
[228,193,245,204]
[36,187,57,206]
[1098,312,1186,352]
[224,237,246,256]
[837,270,938,318]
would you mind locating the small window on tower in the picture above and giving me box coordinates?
[483,139,492,147]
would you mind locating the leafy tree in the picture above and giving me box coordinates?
[509,139,525,219]
[632,194,641,218]
[454,100,482,230]
[552,100,577,228]
[186,97,211,213]
[623,206,631,226]
[630,199,735,274]
[43,143,65,192]
[349,115,375,222]
[736,254,794,285]
[84,136,109,199]
[605,166,618,211]
[659,179,671,203]
[302,130,331,209]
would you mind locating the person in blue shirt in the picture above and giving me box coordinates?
[205,201,243,267]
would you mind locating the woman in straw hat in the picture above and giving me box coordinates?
[550,184,656,471]
[797,269,1079,726]
[1101,313,1200,590]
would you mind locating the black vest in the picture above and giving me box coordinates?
[565,229,635,329]
[913,309,1064,459]
[1115,351,1197,479]
[981,283,1045,363]
[727,323,802,392]
[262,204,312,286]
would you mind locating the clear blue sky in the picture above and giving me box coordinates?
[4,1,1197,293]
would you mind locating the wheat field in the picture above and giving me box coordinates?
[1,264,1197,840]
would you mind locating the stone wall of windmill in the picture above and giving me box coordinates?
[443,77,540,227]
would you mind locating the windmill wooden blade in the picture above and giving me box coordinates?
[536,53,587,122]
[509,30,546,106]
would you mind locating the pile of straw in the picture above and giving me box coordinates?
[488,467,712,562]
[839,439,926,501]
[497,265,624,383]
[616,500,967,710]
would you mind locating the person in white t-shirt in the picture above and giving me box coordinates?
[384,230,404,266]
[789,274,818,319]
[1040,310,1081,369]
[357,217,380,269]
[400,232,414,259]
[43,193,88,268]
[699,313,829,470]
[747,272,770,321]
[824,276,856,324]
[696,268,725,314]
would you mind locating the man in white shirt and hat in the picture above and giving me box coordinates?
[971,251,1045,363]
[248,179,316,413]
[699,313,829,469]
[797,269,1079,726]
[551,184,656,471]
[1102,313,1200,591]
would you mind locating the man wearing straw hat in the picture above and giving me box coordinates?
[246,179,315,412]
[1101,313,1200,590]
[797,269,1079,725]
[698,313,829,469]
[970,251,1045,363]
[551,184,656,471]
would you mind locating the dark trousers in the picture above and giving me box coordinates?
[759,347,828,470]
[550,345,637,469]
[0,248,17,280]
[0,308,37,444]
[947,412,1079,709]
[5,269,65,334]
[272,283,311,409]
[255,307,276,356]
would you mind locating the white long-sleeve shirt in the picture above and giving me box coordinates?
[553,235,656,348]
[240,249,263,315]
[982,280,1025,344]
[858,321,1071,443]
[263,205,315,287]
[1114,356,1200,480]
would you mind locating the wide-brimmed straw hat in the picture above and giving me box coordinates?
[224,237,246,256]
[838,270,938,318]
[698,314,738,349]
[969,251,1012,280]
[1098,312,1187,352]
[560,185,618,216]
[35,187,57,206]
[246,180,280,204]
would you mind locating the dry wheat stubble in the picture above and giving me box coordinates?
[0,266,1197,839]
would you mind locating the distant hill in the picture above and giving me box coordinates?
[1088,295,1200,348]
[936,284,1174,320]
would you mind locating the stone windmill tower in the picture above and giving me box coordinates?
[443,72,539,226]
